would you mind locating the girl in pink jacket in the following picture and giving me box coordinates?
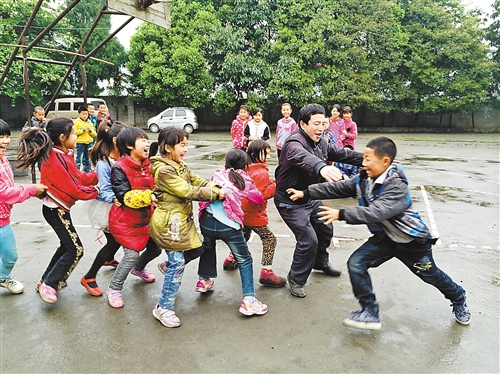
[197,150,269,316]
[0,119,47,294]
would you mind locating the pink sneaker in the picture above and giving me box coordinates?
[39,282,57,304]
[106,288,124,308]
[195,278,214,293]
[239,297,268,316]
[157,261,167,275]
[223,253,238,270]
[130,267,156,283]
[152,304,181,328]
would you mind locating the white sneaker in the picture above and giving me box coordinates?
[153,305,181,328]
[0,278,25,294]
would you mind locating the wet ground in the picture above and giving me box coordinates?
[1,132,499,373]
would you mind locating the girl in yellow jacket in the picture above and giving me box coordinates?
[149,127,222,328]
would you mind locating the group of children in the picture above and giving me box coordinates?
[0,101,471,330]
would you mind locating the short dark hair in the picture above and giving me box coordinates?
[78,105,88,113]
[297,103,325,125]
[252,107,263,116]
[247,139,270,163]
[366,136,397,162]
[116,127,148,156]
[150,126,189,157]
[0,118,11,136]
[342,106,352,114]
[239,105,250,113]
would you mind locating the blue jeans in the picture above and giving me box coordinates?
[199,210,255,297]
[348,234,466,315]
[275,199,333,285]
[76,143,91,172]
[41,206,84,290]
[0,224,18,281]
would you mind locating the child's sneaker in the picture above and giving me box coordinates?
[0,278,24,294]
[38,282,57,304]
[35,280,66,292]
[451,298,471,326]
[157,261,168,275]
[106,288,124,308]
[196,278,214,293]
[342,309,381,330]
[239,297,268,316]
[130,267,156,283]
[223,253,238,270]
[259,268,286,288]
[152,304,181,328]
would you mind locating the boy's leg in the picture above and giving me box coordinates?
[42,206,84,290]
[347,235,395,316]
[394,241,466,301]
[83,144,91,172]
[75,143,84,170]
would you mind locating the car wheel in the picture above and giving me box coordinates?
[184,124,194,134]
[149,123,160,133]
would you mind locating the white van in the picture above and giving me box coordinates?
[44,98,107,120]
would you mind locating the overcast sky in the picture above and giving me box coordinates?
[110,0,495,50]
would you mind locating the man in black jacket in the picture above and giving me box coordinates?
[274,103,363,298]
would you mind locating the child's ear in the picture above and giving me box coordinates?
[383,156,391,166]
[165,145,171,153]
[126,145,133,150]
[58,133,66,144]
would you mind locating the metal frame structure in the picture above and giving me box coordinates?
[0,0,171,182]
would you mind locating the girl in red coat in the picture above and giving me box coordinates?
[223,140,285,287]
[106,127,161,308]
[17,118,99,304]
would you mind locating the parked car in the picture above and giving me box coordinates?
[147,107,198,134]
[44,97,107,120]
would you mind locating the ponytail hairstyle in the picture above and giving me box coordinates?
[15,116,75,170]
[116,127,148,156]
[149,126,189,159]
[89,120,129,166]
[247,139,270,164]
[224,149,250,191]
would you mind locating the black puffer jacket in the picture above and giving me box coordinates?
[274,128,363,204]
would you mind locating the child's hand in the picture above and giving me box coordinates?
[35,183,48,197]
[287,188,304,201]
[151,193,158,207]
[342,129,347,135]
[218,189,226,200]
[112,198,122,207]
[318,206,340,225]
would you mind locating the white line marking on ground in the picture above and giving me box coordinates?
[420,185,442,245]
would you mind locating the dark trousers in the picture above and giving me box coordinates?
[348,234,466,315]
[275,199,333,285]
[84,231,121,279]
[41,206,84,290]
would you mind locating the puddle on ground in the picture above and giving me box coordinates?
[191,144,208,149]
[201,153,227,161]
[411,185,495,206]
[404,156,467,163]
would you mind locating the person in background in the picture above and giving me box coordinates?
[275,103,298,160]
[230,105,251,151]
[328,104,344,148]
[96,103,112,125]
[340,106,358,150]
[22,106,46,132]
[335,145,359,180]
[74,105,96,173]
[244,107,270,145]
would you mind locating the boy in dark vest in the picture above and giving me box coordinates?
[287,136,470,330]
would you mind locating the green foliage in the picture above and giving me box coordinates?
[0,0,69,105]
[486,0,500,105]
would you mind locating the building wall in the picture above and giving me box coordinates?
[1,95,498,132]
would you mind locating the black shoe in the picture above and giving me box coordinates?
[287,272,306,298]
[313,261,342,277]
